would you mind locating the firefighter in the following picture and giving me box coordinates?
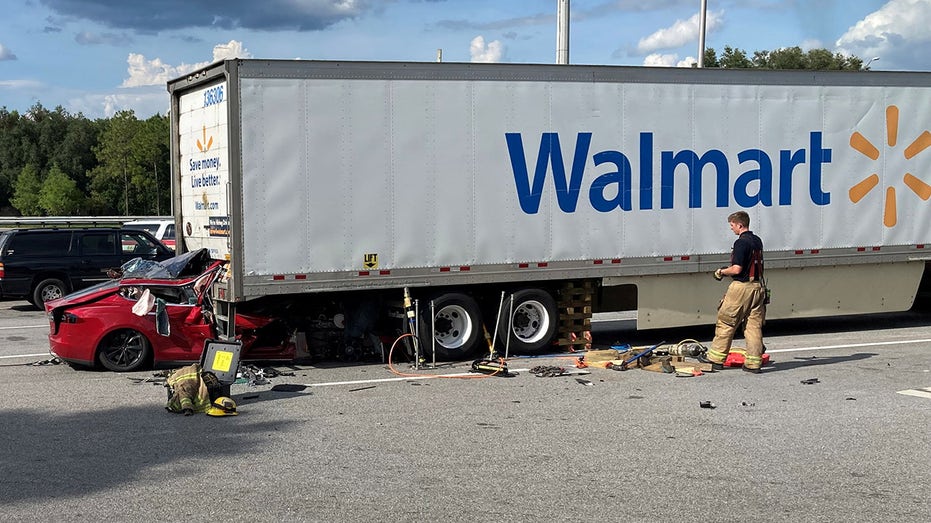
[702,211,766,373]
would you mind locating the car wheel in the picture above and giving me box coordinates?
[98,329,152,372]
[33,278,67,308]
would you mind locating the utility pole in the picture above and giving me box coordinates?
[697,0,707,67]
[556,0,569,64]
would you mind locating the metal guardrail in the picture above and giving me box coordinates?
[0,216,171,228]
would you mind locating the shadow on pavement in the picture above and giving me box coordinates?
[765,352,877,372]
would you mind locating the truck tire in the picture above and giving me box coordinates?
[498,289,558,355]
[32,278,67,309]
[419,293,482,361]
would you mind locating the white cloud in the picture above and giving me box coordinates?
[0,43,16,60]
[0,79,43,89]
[642,53,678,67]
[799,39,824,52]
[642,53,700,68]
[676,56,698,68]
[212,40,252,61]
[637,10,723,54]
[835,0,931,70]
[66,86,167,118]
[121,40,252,88]
[470,35,503,63]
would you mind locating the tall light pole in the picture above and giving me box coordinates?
[697,0,707,67]
[556,0,570,64]
[864,56,880,69]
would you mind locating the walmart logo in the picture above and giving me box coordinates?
[196,125,214,153]
[189,124,221,180]
[848,105,931,227]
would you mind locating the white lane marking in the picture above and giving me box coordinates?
[0,324,47,330]
[767,338,931,353]
[303,368,534,387]
[0,353,49,360]
[897,387,931,400]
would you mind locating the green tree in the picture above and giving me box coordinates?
[10,163,43,215]
[39,165,85,215]
[702,48,719,68]
[134,114,170,215]
[720,46,752,68]
[704,46,863,71]
[89,110,141,214]
[88,110,171,215]
[0,108,30,212]
[54,116,101,195]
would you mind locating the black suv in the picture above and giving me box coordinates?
[0,228,173,308]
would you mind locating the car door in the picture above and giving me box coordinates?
[120,230,172,263]
[74,230,122,288]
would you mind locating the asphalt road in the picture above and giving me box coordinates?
[1,299,929,522]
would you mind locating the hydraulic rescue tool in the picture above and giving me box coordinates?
[608,341,666,371]
[470,323,511,376]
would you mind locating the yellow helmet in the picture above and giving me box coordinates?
[206,396,238,416]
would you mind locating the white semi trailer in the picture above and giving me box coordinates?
[168,59,931,359]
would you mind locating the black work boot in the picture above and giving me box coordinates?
[742,365,762,374]
[697,354,724,371]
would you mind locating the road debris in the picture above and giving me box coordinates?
[699,401,716,409]
[270,384,309,392]
[30,357,61,366]
[801,378,820,385]
[530,365,569,377]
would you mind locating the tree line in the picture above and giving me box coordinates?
[702,45,864,70]
[0,105,169,217]
[0,48,865,217]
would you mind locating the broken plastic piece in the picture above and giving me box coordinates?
[800,378,820,385]
[270,384,308,392]
[699,401,716,409]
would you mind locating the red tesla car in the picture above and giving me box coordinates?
[45,249,295,372]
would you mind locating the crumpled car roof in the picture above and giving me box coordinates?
[121,248,214,279]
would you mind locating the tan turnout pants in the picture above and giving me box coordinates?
[708,280,766,369]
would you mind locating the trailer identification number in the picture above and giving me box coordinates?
[203,85,224,108]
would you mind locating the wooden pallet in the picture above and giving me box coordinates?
[556,280,594,350]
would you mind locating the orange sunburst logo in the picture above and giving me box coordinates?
[196,125,214,152]
[848,105,931,227]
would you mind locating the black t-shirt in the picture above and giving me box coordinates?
[731,231,763,282]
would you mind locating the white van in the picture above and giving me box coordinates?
[122,219,175,250]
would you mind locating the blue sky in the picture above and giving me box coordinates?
[1,0,927,119]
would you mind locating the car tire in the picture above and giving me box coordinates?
[98,329,152,372]
[32,278,67,309]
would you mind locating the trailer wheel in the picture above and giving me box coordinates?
[498,289,558,355]
[419,293,482,360]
